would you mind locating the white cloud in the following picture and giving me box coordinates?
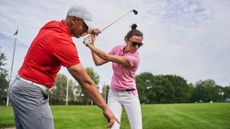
[0,0,229,87]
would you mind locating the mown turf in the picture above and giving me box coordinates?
[0,103,230,129]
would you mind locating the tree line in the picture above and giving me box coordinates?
[136,72,230,104]
[0,50,230,105]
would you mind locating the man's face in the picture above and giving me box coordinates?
[71,17,88,38]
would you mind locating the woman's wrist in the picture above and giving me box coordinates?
[87,42,94,48]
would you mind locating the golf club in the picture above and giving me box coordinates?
[83,9,138,44]
[101,9,138,32]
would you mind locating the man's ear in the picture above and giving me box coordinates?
[71,16,78,24]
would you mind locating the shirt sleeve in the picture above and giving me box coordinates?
[125,54,140,67]
[53,42,80,67]
[109,45,122,55]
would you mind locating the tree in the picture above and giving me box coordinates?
[136,73,190,104]
[49,74,68,104]
[101,84,109,103]
[192,79,219,102]
[152,75,168,103]
[187,83,194,102]
[0,49,9,105]
[165,75,189,103]
[152,75,189,103]
[67,79,78,103]
[75,67,100,105]
[223,86,230,100]
[136,72,155,104]
[73,83,84,104]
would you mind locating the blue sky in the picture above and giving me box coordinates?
[0,0,230,88]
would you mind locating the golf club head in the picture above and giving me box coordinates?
[132,9,138,15]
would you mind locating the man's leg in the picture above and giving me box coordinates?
[9,79,23,129]
[9,79,54,129]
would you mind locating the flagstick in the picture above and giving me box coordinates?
[6,29,18,106]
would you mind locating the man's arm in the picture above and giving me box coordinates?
[67,64,118,127]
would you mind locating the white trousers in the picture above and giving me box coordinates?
[108,90,142,129]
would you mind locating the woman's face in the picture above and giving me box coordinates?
[126,36,143,53]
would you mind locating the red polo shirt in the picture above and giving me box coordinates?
[18,20,80,88]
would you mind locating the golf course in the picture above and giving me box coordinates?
[0,103,229,129]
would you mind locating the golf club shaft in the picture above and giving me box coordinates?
[101,10,133,32]
[83,10,136,44]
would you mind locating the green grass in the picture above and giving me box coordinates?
[0,103,230,129]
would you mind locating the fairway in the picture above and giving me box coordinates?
[0,103,229,129]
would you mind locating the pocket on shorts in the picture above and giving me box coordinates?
[40,89,48,100]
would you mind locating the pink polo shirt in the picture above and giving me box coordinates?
[109,45,140,95]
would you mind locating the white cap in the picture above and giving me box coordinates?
[67,5,94,28]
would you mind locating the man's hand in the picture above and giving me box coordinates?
[83,28,100,46]
[67,64,119,128]
[87,28,101,35]
[83,35,97,46]
[103,107,120,128]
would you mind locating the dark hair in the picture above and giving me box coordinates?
[125,24,143,40]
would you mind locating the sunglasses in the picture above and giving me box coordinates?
[130,41,143,47]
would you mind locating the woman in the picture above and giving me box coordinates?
[85,24,143,129]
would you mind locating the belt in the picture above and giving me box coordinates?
[120,89,135,92]
[16,75,49,91]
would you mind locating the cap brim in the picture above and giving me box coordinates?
[84,20,94,28]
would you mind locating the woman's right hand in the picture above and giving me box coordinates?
[84,35,97,46]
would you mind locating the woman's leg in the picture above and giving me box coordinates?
[122,93,142,129]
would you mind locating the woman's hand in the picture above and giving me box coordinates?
[83,35,97,46]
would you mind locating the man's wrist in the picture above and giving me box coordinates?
[87,42,94,48]
[88,28,101,35]
[87,28,93,34]
[101,105,109,111]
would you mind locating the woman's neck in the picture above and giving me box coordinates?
[124,45,130,53]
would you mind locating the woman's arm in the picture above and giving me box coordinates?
[90,48,108,66]
[87,43,131,67]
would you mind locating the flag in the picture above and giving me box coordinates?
[13,28,18,36]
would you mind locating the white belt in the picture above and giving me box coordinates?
[17,75,49,91]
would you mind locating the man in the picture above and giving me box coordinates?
[9,5,118,129]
